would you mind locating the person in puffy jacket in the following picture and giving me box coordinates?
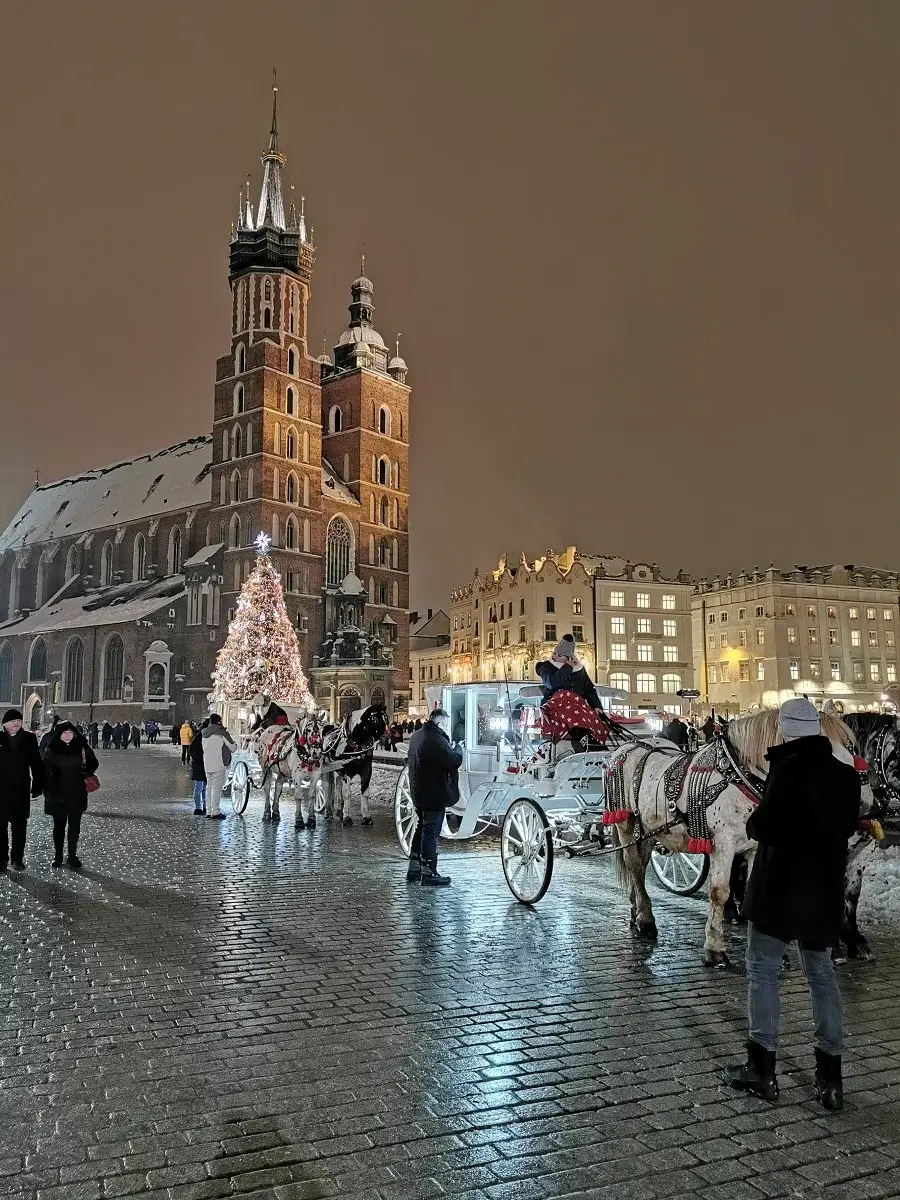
[405,709,462,887]
[42,720,98,870]
[201,715,234,820]
[723,698,861,1111]
[189,721,208,814]
[536,634,603,709]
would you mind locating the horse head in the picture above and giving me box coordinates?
[348,703,388,750]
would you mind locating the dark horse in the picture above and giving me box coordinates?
[320,704,389,826]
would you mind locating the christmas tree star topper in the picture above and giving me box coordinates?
[254,531,272,556]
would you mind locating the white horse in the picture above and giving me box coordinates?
[251,714,326,829]
[608,710,873,967]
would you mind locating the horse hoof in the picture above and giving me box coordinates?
[361,817,373,827]
[632,922,658,943]
[703,949,730,969]
[295,819,306,831]
[342,817,353,828]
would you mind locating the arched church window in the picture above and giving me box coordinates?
[0,643,11,702]
[234,384,244,415]
[326,517,353,587]
[379,406,391,436]
[229,513,241,549]
[286,428,296,459]
[101,635,124,701]
[230,470,241,504]
[168,526,182,575]
[235,343,246,374]
[133,534,146,580]
[63,637,84,703]
[285,515,298,550]
[65,545,78,581]
[100,540,114,587]
[286,386,295,415]
[329,406,342,434]
[378,457,389,486]
[380,497,389,526]
[286,473,298,505]
[231,424,242,458]
[28,638,47,681]
[288,346,297,375]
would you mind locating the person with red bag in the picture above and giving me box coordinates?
[41,721,99,870]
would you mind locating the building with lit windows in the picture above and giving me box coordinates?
[408,610,451,716]
[449,547,695,716]
[692,565,900,714]
[0,84,410,727]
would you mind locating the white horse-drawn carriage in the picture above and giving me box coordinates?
[393,681,708,903]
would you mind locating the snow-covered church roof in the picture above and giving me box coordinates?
[0,437,213,553]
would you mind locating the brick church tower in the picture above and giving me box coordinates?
[209,79,410,715]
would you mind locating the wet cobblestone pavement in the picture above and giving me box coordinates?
[2,746,900,1200]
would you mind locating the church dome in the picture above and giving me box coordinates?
[388,355,407,372]
[338,324,386,349]
[352,275,373,292]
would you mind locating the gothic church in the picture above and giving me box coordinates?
[0,84,411,728]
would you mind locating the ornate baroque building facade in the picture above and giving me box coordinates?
[0,86,410,728]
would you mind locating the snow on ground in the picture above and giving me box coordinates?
[859,845,900,926]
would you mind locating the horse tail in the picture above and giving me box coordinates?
[610,819,635,893]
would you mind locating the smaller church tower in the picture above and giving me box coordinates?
[209,75,325,659]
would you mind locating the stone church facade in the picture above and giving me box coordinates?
[0,85,410,729]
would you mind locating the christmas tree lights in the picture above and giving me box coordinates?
[212,539,314,705]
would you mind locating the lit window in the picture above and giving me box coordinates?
[720,633,728,647]
[824,606,835,619]
[828,629,839,645]
[662,673,681,693]
[867,608,876,620]
[519,625,525,644]
[573,597,582,615]
[707,633,715,650]
[756,660,765,681]
[611,617,625,636]
[830,661,842,681]
[662,595,675,610]
[738,608,746,620]
[738,630,747,647]
[887,631,895,648]
[869,630,879,647]
[756,606,764,618]
[637,617,651,634]
[637,644,653,662]
[572,625,584,642]
[739,661,750,682]
[636,593,650,609]
[808,628,818,644]
[849,607,858,620]
[809,660,822,680]
[663,619,676,638]
[785,604,795,616]
[885,609,894,621]
[888,663,897,683]
[611,642,627,660]
[789,661,799,681]
[663,704,682,715]
[719,662,730,683]
[610,591,624,607]
[807,605,816,618]
[636,672,656,692]
[544,624,557,642]
[853,662,864,682]
[709,664,718,684]
[609,672,630,691]
[546,596,555,613]
[871,662,882,683]
[851,629,861,647]
[787,627,797,643]
[663,644,678,662]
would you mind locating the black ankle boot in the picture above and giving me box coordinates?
[420,859,451,887]
[814,1049,843,1112]
[723,1040,779,1102]
[406,855,422,883]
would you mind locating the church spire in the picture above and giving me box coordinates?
[256,69,287,230]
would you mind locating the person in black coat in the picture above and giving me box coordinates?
[101,721,113,750]
[661,716,689,750]
[88,721,99,749]
[0,708,44,872]
[189,721,208,814]
[42,720,99,870]
[405,708,463,887]
[724,698,861,1111]
[536,635,603,707]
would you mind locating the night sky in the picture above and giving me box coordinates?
[1,2,897,609]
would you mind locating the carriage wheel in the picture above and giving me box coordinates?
[230,761,250,815]
[501,798,554,905]
[650,847,709,896]
[394,767,416,856]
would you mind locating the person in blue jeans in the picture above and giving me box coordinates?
[189,721,208,815]
[724,697,861,1110]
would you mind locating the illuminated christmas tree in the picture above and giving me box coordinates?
[212,534,314,705]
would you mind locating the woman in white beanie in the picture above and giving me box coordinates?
[723,697,861,1110]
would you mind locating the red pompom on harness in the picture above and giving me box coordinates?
[602,808,630,825]
[687,837,713,854]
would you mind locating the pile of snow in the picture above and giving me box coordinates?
[859,845,900,926]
